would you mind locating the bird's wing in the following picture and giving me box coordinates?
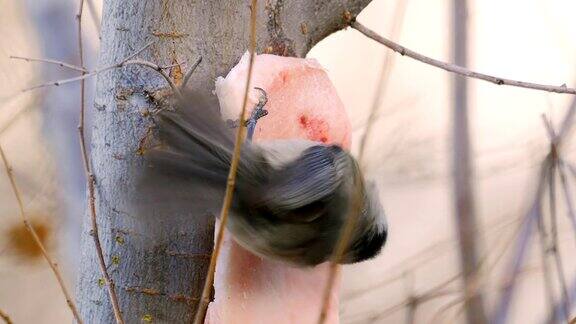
[242,145,344,222]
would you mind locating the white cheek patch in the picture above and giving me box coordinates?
[257,139,318,168]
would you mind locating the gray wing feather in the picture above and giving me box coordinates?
[253,145,342,215]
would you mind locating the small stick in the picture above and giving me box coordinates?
[317,166,364,324]
[122,59,183,98]
[0,144,83,323]
[557,160,576,244]
[535,167,557,323]
[0,308,13,324]
[541,115,571,321]
[547,162,571,323]
[192,1,259,323]
[9,56,87,72]
[76,0,124,323]
[181,56,203,90]
[21,41,156,92]
[352,21,576,95]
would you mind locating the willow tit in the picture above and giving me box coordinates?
[138,91,387,266]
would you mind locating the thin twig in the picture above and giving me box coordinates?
[547,146,571,321]
[493,94,576,323]
[557,160,576,244]
[0,144,83,323]
[544,272,576,323]
[403,272,417,324]
[21,41,159,92]
[192,1,258,323]
[351,21,576,95]
[0,308,13,324]
[122,59,183,98]
[542,113,572,321]
[345,210,523,301]
[9,56,87,72]
[431,267,542,324]
[76,1,124,323]
[430,297,465,324]
[23,58,181,98]
[317,166,364,324]
[181,56,203,90]
[535,117,560,321]
[364,289,455,323]
[357,0,408,169]
[0,95,41,136]
[492,158,550,324]
[535,167,558,323]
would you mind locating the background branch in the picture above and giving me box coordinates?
[76,0,124,322]
[352,21,576,95]
[0,308,13,324]
[193,1,258,323]
[0,144,83,323]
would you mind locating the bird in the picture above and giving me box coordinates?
[137,90,387,266]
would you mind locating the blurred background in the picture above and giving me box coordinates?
[1,0,576,323]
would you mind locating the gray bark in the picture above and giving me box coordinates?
[76,1,371,323]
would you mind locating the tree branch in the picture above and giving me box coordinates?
[9,55,87,72]
[0,308,13,324]
[493,94,576,323]
[193,1,259,323]
[351,21,576,95]
[76,0,124,322]
[0,144,83,323]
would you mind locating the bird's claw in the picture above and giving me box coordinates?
[227,87,269,141]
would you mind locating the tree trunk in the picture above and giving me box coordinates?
[76,1,371,323]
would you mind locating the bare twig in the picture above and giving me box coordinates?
[493,95,576,323]
[557,160,576,243]
[430,297,465,324]
[345,209,522,302]
[192,1,258,323]
[76,1,124,323]
[0,308,13,324]
[357,0,408,169]
[318,165,365,324]
[535,168,558,323]
[0,95,41,136]
[545,123,571,322]
[9,56,87,72]
[351,21,576,95]
[0,144,83,323]
[21,41,158,92]
[403,272,417,324]
[430,266,541,324]
[181,56,203,90]
[492,158,550,324]
[364,289,455,323]
[122,59,183,98]
[544,273,576,323]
